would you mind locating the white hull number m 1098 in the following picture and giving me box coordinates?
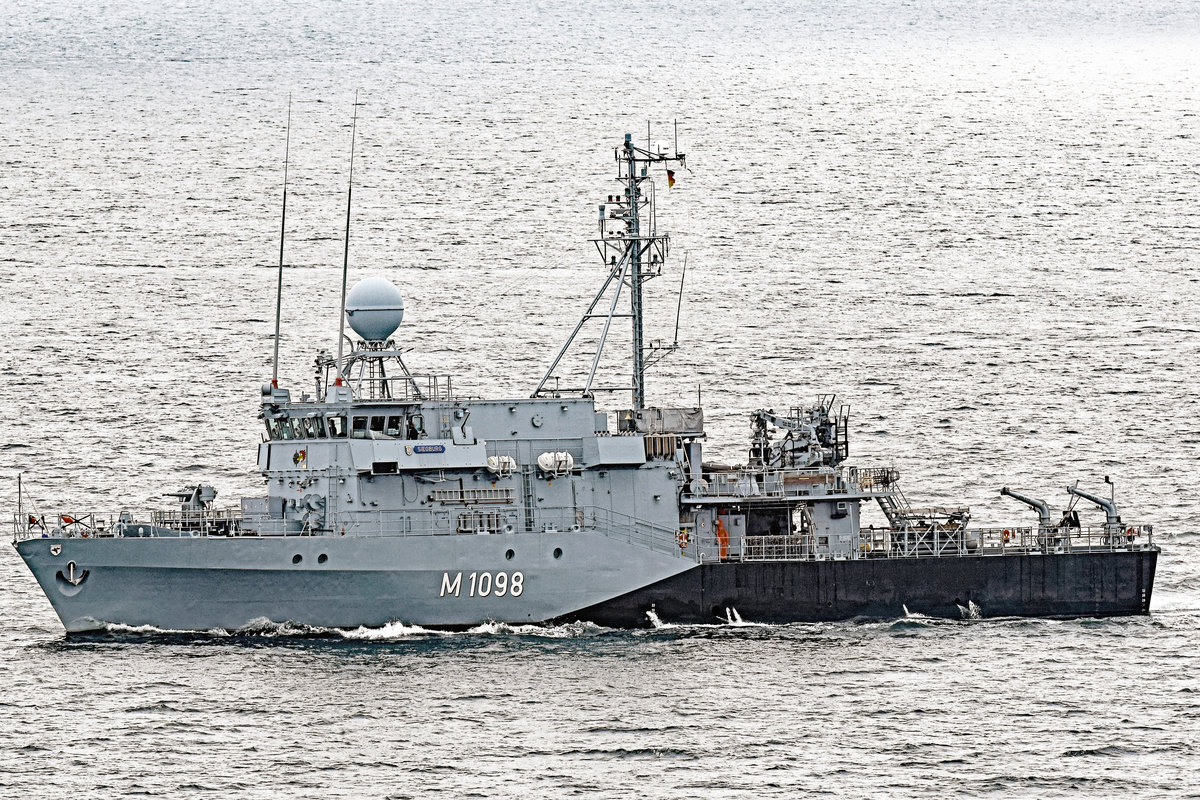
[440,571,524,598]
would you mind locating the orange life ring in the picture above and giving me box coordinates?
[676,530,689,549]
[1002,529,1011,543]
[1125,526,1135,538]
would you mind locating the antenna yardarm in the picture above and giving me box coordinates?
[534,131,687,409]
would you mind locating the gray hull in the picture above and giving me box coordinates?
[15,533,694,634]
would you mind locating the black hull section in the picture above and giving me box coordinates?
[568,550,1158,627]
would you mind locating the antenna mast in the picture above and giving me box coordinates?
[534,130,687,410]
[271,94,292,388]
[335,90,360,373]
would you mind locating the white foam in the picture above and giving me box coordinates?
[339,619,609,639]
[902,605,932,620]
[99,622,207,636]
[646,609,675,629]
[338,621,433,640]
[234,618,315,636]
[1149,592,1200,613]
[97,617,612,640]
[466,620,607,637]
[955,601,982,620]
[724,607,769,627]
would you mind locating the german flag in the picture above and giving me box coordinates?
[667,169,676,188]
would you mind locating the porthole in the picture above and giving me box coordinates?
[318,553,328,564]
[292,554,302,565]
[553,547,563,559]
[505,549,515,561]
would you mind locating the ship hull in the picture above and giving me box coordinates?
[567,549,1158,626]
[16,535,1156,633]
[14,532,694,634]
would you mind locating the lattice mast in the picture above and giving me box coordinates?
[534,132,686,410]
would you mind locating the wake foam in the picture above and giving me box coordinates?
[956,600,983,620]
[1149,592,1200,613]
[723,607,769,627]
[336,619,610,640]
[95,621,231,637]
[645,609,675,629]
[97,617,612,641]
[645,606,772,629]
[337,620,433,639]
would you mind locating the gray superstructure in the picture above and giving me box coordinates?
[13,133,1158,633]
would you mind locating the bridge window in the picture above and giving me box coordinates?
[327,415,346,438]
[301,417,318,438]
[351,417,369,439]
[289,418,305,439]
[369,416,386,436]
[266,419,283,440]
[386,415,403,438]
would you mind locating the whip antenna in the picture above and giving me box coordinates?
[672,252,688,345]
[271,94,292,388]
[335,90,360,374]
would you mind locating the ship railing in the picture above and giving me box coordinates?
[847,466,900,491]
[857,524,1156,558]
[409,374,457,401]
[347,373,459,402]
[737,534,811,562]
[11,504,685,555]
[962,525,1155,554]
[698,469,839,500]
[326,505,684,556]
[682,524,1156,564]
[872,524,980,558]
[593,507,687,558]
[11,509,245,542]
[485,439,587,462]
[151,509,242,533]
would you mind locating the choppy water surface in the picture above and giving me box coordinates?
[2,0,1199,797]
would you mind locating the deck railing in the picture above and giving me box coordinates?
[12,505,686,558]
[13,510,1153,564]
[695,523,1155,564]
[12,510,244,541]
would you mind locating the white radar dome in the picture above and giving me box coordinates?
[345,277,405,342]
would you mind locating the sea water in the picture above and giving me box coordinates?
[1,1,1198,796]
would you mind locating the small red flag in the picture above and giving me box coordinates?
[667,170,676,188]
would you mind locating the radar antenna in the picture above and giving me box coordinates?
[534,130,687,409]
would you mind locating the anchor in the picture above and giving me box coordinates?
[58,560,89,587]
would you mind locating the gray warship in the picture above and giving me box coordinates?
[13,133,1158,634]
